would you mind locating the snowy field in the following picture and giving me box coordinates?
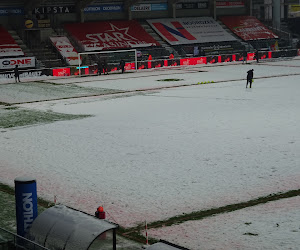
[0,59,299,249]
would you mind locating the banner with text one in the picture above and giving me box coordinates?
[147,17,237,45]
[219,16,278,41]
[0,57,35,70]
[0,25,24,57]
[64,20,160,51]
[50,36,81,66]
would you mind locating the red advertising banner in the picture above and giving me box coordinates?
[64,20,160,51]
[180,57,207,66]
[0,25,24,57]
[52,67,71,77]
[219,16,278,41]
[50,36,80,66]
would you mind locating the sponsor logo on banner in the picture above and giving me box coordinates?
[176,2,208,9]
[84,4,123,13]
[50,36,80,66]
[131,3,168,11]
[147,17,236,45]
[216,1,245,8]
[0,7,24,16]
[219,16,278,40]
[33,6,74,14]
[53,68,71,77]
[0,57,35,69]
[151,3,168,11]
[0,70,44,79]
[131,4,151,11]
[64,20,160,51]
[289,4,300,18]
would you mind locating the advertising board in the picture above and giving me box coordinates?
[147,17,237,45]
[0,57,35,69]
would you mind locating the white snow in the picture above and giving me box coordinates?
[0,59,299,249]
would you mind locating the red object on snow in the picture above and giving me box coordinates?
[95,206,106,219]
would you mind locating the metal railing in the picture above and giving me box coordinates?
[0,227,49,250]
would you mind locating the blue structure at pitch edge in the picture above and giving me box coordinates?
[14,177,38,237]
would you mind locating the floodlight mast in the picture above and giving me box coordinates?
[77,49,138,76]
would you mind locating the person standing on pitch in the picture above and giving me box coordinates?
[102,60,108,75]
[255,49,259,63]
[243,49,247,64]
[14,65,21,83]
[119,59,125,73]
[246,69,254,88]
[97,61,103,75]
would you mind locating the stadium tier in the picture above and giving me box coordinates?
[64,20,161,52]
[0,25,24,58]
[219,16,278,41]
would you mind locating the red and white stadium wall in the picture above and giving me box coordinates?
[51,49,299,77]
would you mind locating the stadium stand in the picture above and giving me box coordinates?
[0,25,24,58]
[0,1,297,77]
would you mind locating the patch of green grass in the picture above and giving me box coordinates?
[0,108,91,128]
[0,102,10,106]
[0,183,48,232]
[0,191,17,232]
[157,79,184,82]
[243,232,258,236]
[4,107,18,110]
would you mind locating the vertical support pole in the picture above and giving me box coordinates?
[113,229,117,250]
[210,0,217,20]
[173,3,176,18]
[273,0,281,30]
[78,53,81,76]
[135,49,137,72]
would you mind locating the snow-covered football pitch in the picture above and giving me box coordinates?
[0,58,299,249]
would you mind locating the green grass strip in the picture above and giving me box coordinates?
[0,183,54,208]
[123,189,300,243]
[0,108,91,128]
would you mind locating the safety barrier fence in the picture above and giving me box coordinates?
[0,227,49,250]
[0,49,299,79]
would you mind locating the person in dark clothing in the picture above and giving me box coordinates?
[246,69,254,88]
[242,49,247,64]
[102,60,108,75]
[254,50,259,63]
[14,65,20,83]
[97,61,103,75]
[119,59,125,73]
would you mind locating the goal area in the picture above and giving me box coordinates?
[77,49,137,76]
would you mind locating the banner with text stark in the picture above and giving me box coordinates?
[147,17,237,45]
[219,16,278,41]
[64,20,160,51]
[50,36,81,66]
[0,25,24,57]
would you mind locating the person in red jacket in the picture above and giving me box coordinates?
[95,206,105,219]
